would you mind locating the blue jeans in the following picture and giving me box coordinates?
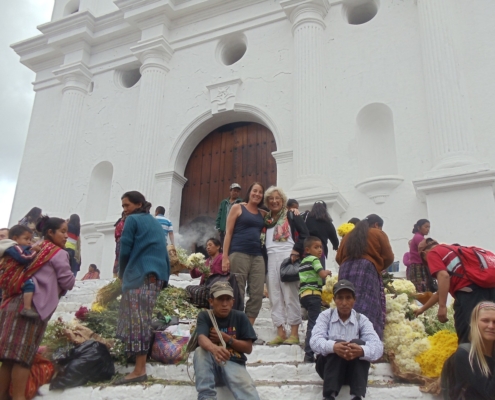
[193,347,260,400]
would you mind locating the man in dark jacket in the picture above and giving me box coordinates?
[215,183,242,244]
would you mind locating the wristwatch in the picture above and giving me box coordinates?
[227,337,234,348]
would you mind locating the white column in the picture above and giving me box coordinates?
[130,38,173,200]
[283,0,329,191]
[53,63,92,215]
[414,1,495,249]
[417,0,476,170]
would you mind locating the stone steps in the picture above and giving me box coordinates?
[37,275,440,400]
[116,356,394,384]
[39,381,437,399]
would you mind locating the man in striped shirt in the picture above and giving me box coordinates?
[310,280,383,400]
[155,206,174,246]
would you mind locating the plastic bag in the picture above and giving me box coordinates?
[49,340,115,390]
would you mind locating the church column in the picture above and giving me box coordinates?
[283,0,329,191]
[417,0,476,169]
[53,63,92,215]
[130,38,173,200]
[413,1,495,249]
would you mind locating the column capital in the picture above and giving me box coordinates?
[131,37,173,73]
[53,62,92,93]
[155,170,188,188]
[281,0,330,30]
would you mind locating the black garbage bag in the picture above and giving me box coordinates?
[49,340,115,390]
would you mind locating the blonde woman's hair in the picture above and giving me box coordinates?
[264,186,288,209]
[468,301,495,377]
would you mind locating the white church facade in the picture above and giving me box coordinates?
[10,0,495,278]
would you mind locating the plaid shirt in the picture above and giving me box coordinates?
[310,308,383,362]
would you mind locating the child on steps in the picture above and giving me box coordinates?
[299,236,332,363]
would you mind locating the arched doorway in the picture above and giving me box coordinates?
[180,122,277,236]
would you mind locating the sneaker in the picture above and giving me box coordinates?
[20,308,39,319]
[282,335,300,345]
[303,354,315,363]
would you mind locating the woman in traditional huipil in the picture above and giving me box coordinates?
[407,219,436,293]
[114,191,169,385]
[0,216,75,399]
[336,214,394,339]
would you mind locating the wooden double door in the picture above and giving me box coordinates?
[180,122,277,228]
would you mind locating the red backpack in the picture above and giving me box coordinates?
[443,244,495,288]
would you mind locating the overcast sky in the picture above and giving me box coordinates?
[0,0,54,227]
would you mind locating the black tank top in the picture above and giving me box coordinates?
[229,205,264,256]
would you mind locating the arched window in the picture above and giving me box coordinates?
[85,162,113,222]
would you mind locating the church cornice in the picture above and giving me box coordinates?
[12,0,286,76]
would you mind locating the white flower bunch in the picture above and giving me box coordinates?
[324,275,339,291]
[384,293,430,374]
[386,279,417,295]
[187,252,206,269]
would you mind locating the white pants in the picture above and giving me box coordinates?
[266,251,302,327]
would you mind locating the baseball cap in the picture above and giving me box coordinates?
[333,279,356,296]
[230,183,241,190]
[210,281,234,298]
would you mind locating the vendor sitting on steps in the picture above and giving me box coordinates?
[194,281,260,400]
[310,280,383,400]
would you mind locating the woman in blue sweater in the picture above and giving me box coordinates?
[114,191,170,385]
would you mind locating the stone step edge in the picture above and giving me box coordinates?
[82,378,417,390]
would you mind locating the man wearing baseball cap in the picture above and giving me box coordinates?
[310,280,383,400]
[215,183,242,244]
[193,281,260,399]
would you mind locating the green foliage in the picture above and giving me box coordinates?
[154,286,200,320]
[417,304,456,336]
[41,318,72,359]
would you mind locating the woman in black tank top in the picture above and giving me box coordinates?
[222,183,266,325]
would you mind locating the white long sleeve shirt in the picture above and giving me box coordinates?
[310,308,383,362]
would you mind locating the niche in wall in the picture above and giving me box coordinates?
[355,103,403,203]
[85,161,113,222]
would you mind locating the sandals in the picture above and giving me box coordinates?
[283,336,300,345]
[267,336,286,346]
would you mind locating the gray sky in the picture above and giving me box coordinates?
[0,0,54,226]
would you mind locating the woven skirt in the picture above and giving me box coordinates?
[406,263,437,293]
[185,285,210,309]
[0,295,47,367]
[339,259,386,339]
[116,274,163,356]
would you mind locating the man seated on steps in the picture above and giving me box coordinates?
[310,280,383,400]
[194,281,260,400]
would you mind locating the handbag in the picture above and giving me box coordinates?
[280,256,300,282]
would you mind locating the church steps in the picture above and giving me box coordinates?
[39,381,437,399]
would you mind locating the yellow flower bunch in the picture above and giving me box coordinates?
[91,302,106,313]
[415,330,458,377]
[322,275,339,305]
[337,223,355,237]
